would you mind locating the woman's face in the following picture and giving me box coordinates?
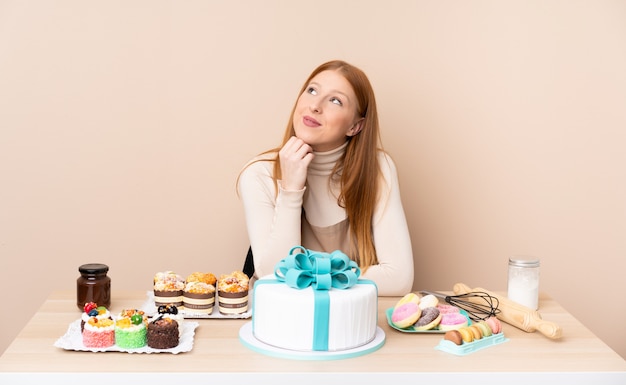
[293,70,362,152]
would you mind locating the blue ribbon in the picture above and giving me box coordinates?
[274,246,361,351]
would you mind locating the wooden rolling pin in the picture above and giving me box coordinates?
[453,282,562,340]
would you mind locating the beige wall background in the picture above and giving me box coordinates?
[1,1,625,358]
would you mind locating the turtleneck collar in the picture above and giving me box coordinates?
[308,141,348,176]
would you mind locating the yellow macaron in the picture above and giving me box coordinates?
[458,327,474,343]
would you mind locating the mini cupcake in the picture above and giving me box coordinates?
[115,309,147,349]
[147,317,179,349]
[183,281,216,315]
[155,304,184,334]
[82,316,115,348]
[217,271,249,315]
[80,302,112,332]
[153,271,185,307]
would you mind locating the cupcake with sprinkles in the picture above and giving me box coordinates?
[114,309,147,349]
[82,316,115,348]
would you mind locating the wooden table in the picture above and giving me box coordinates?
[1,290,625,384]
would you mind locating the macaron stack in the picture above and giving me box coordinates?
[436,316,507,355]
[443,316,502,345]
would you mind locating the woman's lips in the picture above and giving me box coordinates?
[303,116,321,127]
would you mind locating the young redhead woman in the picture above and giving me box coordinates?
[237,60,414,296]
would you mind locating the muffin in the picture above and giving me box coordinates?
[217,271,249,315]
[153,271,185,307]
[183,281,216,315]
[186,272,216,286]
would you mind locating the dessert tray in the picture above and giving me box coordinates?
[54,319,199,354]
[141,291,252,319]
[385,307,472,334]
[238,322,386,360]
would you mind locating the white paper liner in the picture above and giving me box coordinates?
[141,290,252,319]
[54,319,198,354]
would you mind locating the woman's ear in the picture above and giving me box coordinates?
[347,118,364,137]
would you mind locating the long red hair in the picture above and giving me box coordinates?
[241,60,383,270]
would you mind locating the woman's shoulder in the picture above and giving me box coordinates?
[376,150,398,174]
[238,152,278,187]
[241,152,277,171]
[374,150,403,194]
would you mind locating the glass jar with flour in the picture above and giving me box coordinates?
[507,257,540,310]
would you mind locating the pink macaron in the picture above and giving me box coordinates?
[485,316,502,334]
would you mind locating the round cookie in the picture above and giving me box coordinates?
[391,302,422,329]
[394,293,420,310]
[413,307,442,331]
[437,304,461,314]
[418,294,439,310]
[438,312,468,331]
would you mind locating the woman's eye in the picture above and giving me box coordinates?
[307,87,317,95]
[330,97,343,106]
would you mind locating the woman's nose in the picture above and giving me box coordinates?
[309,102,321,113]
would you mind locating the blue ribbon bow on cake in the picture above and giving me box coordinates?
[273,246,361,351]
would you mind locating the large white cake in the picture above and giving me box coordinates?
[252,278,378,352]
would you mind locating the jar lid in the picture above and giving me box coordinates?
[79,263,109,274]
[509,258,540,267]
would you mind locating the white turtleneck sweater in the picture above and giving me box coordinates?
[238,142,414,296]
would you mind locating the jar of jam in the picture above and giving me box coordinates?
[77,263,111,310]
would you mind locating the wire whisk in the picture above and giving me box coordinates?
[420,290,500,321]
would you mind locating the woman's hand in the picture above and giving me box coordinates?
[278,136,314,191]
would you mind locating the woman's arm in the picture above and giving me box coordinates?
[360,153,415,296]
[238,159,304,278]
[239,137,313,278]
